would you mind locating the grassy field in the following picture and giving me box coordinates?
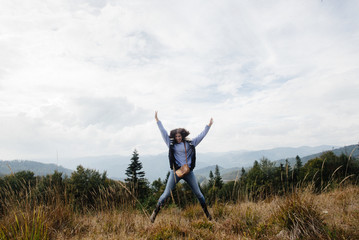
[1,184,358,239]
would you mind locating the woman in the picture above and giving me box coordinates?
[150,111,213,223]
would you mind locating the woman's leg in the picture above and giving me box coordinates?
[157,171,180,205]
[183,171,212,220]
[183,171,206,204]
[151,171,180,223]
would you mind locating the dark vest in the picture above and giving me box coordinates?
[168,140,196,171]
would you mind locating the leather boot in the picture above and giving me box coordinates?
[201,203,212,220]
[150,203,161,223]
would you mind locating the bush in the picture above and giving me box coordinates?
[274,193,329,239]
[67,165,108,211]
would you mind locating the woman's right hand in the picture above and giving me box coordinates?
[155,111,159,122]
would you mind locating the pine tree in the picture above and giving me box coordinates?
[295,155,303,169]
[294,155,303,184]
[208,170,214,187]
[241,167,246,176]
[285,159,292,192]
[239,167,246,182]
[125,149,147,199]
[214,165,223,189]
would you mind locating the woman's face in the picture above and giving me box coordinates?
[175,133,182,143]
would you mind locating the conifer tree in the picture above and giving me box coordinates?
[294,155,303,183]
[208,170,214,187]
[125,149,148,199]
[214,165,223,189]
[295,155,303,169]
[241,167,245,176]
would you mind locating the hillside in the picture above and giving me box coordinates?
[51,144,336,181]
[2,144,356,181]
[195,144,359,182]
[274,144,359,166]
[0,160,73,177]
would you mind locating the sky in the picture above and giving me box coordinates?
[1,0,359,163]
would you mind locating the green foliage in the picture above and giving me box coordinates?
[191,220,214,230]
[302,151,359,192]
[208,170,214,187]
[3,171,36,194]
[35,170,65,204]
[125,149,149,201]
[203,166,224,204]
[0,209,49,240]
[151,177,164,193]
[67,165,108,210]
[200,150,359,204]
[274,193,329,239]
[214,165,223,189]
[0,148,358,239]
[1,149,358,221]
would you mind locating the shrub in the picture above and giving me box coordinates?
[0,208,49,240]
[274,193,329,239]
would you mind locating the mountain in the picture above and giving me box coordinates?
[215,144,359,182]
[56,145,337,182]
[54,152,215,182]
[274,144,359,166]
[4,144,355,182]
[0,160,73,177]
[200,145,337,168]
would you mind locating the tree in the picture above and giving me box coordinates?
[295,155,303,169]
[241,167,246,177]
[3,171,36,194]
[125,149,148,200]
[214,165,223,189]
[208,170,214,187]
[284,159,292,192]
[68,165,108,210]
[151,178,164,193]
[293,155,303,184]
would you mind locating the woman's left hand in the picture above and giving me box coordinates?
[208,118,213,127]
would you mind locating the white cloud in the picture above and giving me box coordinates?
[1,0,359,161]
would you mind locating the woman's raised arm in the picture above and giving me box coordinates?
[155,111,170,147]
[155,111,159,122]
[208,117,213,127]
[191,118,213,147]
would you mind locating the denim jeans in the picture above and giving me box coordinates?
[157,170,206,206]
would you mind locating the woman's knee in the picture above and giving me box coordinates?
[195,189,204,199]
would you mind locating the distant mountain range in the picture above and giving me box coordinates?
[194,144,359,183]
[0,160,72,177]
[56,145,339,181]
[1,144,358,182]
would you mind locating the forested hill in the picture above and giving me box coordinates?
[275,144,359,166]
[0,160,73,177]
[195,144,359,182]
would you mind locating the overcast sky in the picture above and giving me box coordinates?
[1,0,359,163]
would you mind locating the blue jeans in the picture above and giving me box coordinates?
[158,170,206,206]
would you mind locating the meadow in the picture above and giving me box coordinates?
[0,180,358,239]
[1,149,359,239]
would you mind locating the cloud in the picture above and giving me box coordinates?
[1,0,359,161]
[70,97,150,128]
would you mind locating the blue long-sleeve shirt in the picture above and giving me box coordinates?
[157,121,210,168]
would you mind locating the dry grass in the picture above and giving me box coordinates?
[314,185,359,239]
[1,185,359,239]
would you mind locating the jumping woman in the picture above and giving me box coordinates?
[150,111,213,223]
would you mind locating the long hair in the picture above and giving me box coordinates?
[169,128,190,141]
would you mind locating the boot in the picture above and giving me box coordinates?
[150,203,161,223]
[201,203,212,220]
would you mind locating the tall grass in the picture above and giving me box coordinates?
[0,176,135,239]
[1,174,359,239]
